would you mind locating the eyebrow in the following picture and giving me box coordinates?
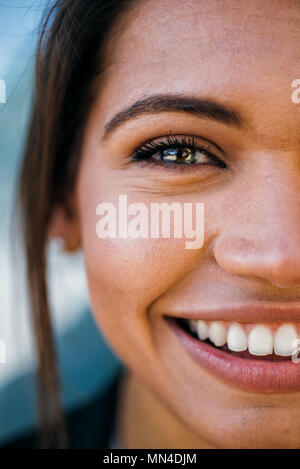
[102,93,244,139]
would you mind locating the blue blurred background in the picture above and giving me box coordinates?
[0,0,121,445]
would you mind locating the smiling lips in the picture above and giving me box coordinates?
[165,312,300,392]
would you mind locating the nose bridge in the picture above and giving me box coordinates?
[255,162,300,241]
[214,154,300,287]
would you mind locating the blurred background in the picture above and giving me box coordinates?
[0,0,121,446]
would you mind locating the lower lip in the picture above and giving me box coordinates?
[166,317,300,393]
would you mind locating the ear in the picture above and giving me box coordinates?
[48,202,81,253]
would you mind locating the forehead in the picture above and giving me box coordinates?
[103,0,300,96]
[92,0,300,147]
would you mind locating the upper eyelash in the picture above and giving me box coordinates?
[131,134,227,168]
[133,134,198,159]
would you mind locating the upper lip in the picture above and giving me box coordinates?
[164,302,300,323]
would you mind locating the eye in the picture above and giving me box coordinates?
[131,134,227,169]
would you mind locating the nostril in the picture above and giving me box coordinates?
[214,235,300,288]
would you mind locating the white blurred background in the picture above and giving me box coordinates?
[0,0,121,445]
[0,0,89,387]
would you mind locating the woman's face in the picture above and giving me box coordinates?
[72,0,300,448]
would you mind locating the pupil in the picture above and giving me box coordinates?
[161,148,194,164]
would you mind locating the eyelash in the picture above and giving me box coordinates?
[131,134,227,171]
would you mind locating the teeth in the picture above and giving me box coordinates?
[248,326,273,356]
[196,320,209,341]
[208,322,227,347]
[189,320,198,333]
[274,324,298,357]
[188,319,300,357]
[227,324,247,352]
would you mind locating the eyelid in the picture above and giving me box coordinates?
[132,132,226,155]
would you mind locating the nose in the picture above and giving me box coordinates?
[214,161,300,288]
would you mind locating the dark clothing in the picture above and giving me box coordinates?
[1,371,122,449]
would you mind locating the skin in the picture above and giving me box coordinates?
[50,0,300,448]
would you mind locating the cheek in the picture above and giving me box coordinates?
[83,234,192,367]
[81,222,191,324]
[78,181,209,366]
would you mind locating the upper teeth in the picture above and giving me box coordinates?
[188,320,300,357]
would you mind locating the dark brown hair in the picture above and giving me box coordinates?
[18,0,134,448]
